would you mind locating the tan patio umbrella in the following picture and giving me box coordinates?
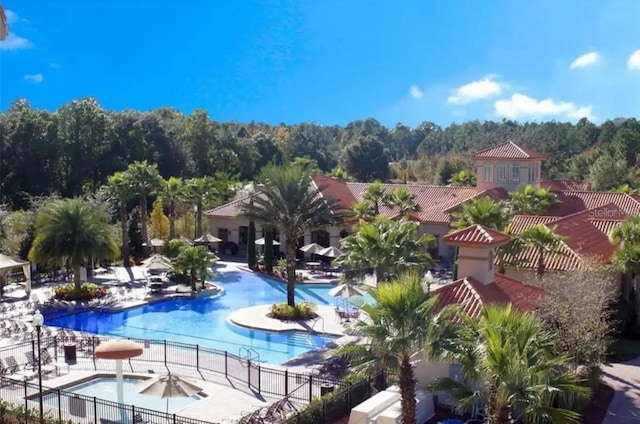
[328,283,366,298]
[137,374,202,412]
[193,233,222,244]
[141,254,171,266]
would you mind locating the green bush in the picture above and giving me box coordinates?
[53,283,107,301]
[0,400,73,424]
[269,301,317,320]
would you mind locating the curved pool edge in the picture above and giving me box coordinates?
[227,304,346,338]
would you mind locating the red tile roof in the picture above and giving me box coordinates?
[443,224,510,246]
[472,141,546,160]
[548,191,640,217]
[433,274,544,318]
[540,179,591,191]
[508,215,558,235]
[312,175,357,209]
[204,194,251,218]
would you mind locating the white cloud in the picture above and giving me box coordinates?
[447,74,505,104]
[5,9,20,24]
[0,33,33,51]
[24,73,43,83]
[494,93,593,120]
[628,50,640,70]
[409,85,423,99]
[570,52,599,69]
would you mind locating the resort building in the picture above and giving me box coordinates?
[206,140,638,281]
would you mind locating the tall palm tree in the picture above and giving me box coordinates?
[29,198,119,291]
[363,181,389,215]
[107,171,132,264]
[161,176,183,240]
[611,216,640,310]
[186,176,218,239]
[124,161,163,246]
[172,245,215,291]
[241,164,341,306]
[336,216,433,282]
[428,305,589,424]
[339,273,449,424]
[509,185,557,215]
[350,200,375,222]
[520,224,565,278]
[384,187,422,217]
[451,197,510,231]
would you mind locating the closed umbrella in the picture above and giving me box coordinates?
[137,374,202,413]
[318,246,342,258]
[255,237,281,246]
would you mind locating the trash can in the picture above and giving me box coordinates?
[320,384,335,396]
[64,343,77,364]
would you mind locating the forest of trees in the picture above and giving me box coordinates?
[2,97,640,208]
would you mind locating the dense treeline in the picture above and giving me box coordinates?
[2,97,640,207]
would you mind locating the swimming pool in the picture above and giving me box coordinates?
[40,377,201,413]
[46,269,337,363]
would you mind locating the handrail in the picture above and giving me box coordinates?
[238,346,260,364]
[306,316,325,342]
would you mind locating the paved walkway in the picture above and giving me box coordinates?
[602,358,640,423]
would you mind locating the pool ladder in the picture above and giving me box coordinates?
[306,317,325,343]
[239,347,260,365]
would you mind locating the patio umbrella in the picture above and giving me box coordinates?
[142,261,172,272]
[299,243,324,254]
[141,254,171,266]
[255,237,281,246]
[328,283,366,298]
[318,246,342,258]
[149,238,165,247]
[194,233,222,244]
[137,374,202,412]
[179,236,195,246]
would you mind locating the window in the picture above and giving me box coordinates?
[531,165,539,182]
[511,165,520,182]
[484,164,493,182]
[497,165,506,181]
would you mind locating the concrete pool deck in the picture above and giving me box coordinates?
[228,304,348,337]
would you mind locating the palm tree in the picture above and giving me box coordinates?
[363,181,389,215]
[161,176,183,240]
[339,273,448,424]
[172,246,215,291]
[29,198,119,291]
[240,164,341,306]
[520,224,565,278]
[350,200,375,222]
[448,170,477,187]
[384,187,422,217]
[124,161,163,246]
[428,305,589,424]
[185,177,217,239]
[509,184,557,215]
[451,197,510,231]
[336,216,433,282]
[611,216,640,311]
[107,171,132,264]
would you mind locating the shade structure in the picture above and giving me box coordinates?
[141,254,171,266]
[255,237,280,246]
[137,374,202,412]
[328,284,367,298]
[299,243,324,254]
[179,236,195,246]
[194,233,222,244]
[149,238,165,247]
[349,292,377,307]
[318,246,342,258]
[143,261,172,272]
[0,254,31,293]
[95,340,144,407]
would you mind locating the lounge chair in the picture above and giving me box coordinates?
[2,356,36,381]
[24,351,56,376]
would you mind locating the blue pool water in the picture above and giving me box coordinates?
[46,270,337,364]
[41,378,200,413]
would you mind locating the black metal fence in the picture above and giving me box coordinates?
[282,370,388,424]
[1,379,214,424]
[1,334,350,422]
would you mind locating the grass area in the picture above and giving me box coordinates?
[608,338,640,362]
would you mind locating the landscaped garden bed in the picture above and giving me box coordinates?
[53,282,108,301]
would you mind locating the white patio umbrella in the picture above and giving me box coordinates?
[255,237,281,246]
[328,283,367,298]
[194,233,222,244]
[137,374,202,413]
[149,238,165,247]
[141,254,171,266]
[142,261,172,272]
[299,243,324,254]
[318,246,342,258]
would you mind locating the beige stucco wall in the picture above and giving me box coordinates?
[413,359,451,388]
[418,223,454,261]
[457,245,495,284]
[475,159,542,191]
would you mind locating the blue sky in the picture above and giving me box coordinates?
[2,1,640,127]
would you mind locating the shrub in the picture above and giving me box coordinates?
[54,283,107,301]
[269,301,317,320]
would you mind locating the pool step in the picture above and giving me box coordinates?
[287,333,331,349]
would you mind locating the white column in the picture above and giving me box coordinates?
[115,359,124,405]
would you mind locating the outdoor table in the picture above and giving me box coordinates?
[306,261,322,272]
